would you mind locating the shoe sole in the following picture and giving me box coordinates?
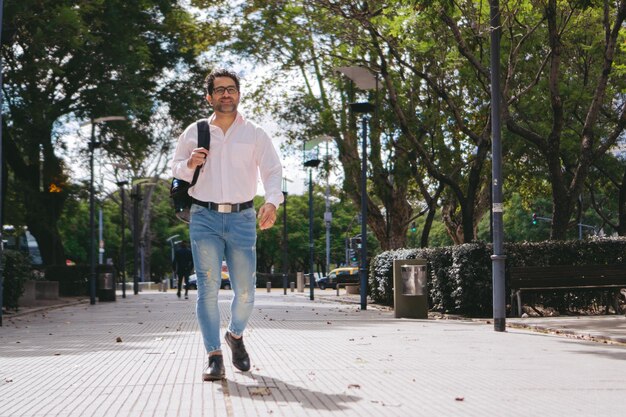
[203,373,225,381]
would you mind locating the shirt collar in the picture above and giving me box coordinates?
[208,111,245,125]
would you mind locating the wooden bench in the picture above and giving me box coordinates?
[510,264,626,317]
[336,282,359,296]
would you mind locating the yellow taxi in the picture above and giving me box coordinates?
[317,267,359,290]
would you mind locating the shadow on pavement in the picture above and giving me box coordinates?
[220,371,362,411]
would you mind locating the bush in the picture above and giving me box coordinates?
[45,264,90,296]
[369,237,626,317]
[2,250,34,311]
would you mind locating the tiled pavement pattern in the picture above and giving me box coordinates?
[1,290,625,417]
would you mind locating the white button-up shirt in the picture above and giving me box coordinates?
[171,112,284,208]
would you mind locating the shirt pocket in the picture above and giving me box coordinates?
[230,143,255,169]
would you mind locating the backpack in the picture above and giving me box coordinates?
[170,120,211,223]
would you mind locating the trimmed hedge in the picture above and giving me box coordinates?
[45,264,120,296]
[368,237,626,317]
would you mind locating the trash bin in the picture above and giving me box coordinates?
[97,270,116,302]
[393,259,428,318]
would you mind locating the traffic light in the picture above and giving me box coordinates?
[532,213,537,225]
[410,222,417,233]
[348,248,359,264]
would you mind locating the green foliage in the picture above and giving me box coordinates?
[45,265,89,297]
[3,0,217,265]
[371,238,626,316]
[2,250,34,311]
[369,248,421,306]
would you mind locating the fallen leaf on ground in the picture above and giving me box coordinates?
[348,384,361,389]
[249,387,272,396]
[116,337,123,343]
[455,397,464,401]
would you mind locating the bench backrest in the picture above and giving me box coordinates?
[510,264,626,290]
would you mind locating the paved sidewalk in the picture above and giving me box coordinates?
[1,290,625,417]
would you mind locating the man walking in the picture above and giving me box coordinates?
[172,241,193,299]
[171,68,283,381]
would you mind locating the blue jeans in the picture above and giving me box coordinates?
[189,203,257,354]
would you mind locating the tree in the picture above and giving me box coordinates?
[2,0,219,265]
[425,0,626,239]
[223,1,416,250]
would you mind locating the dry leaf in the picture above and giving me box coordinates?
[249,387,272,396]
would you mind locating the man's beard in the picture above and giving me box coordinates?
[213,100,238,114]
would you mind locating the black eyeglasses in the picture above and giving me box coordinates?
[212,86,238,96]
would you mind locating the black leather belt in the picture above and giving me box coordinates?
[192,198,254,213]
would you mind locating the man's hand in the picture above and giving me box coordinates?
[258,203,277,230]
[187,147,209,169]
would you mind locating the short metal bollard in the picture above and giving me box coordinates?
[296,272,304,292]
[266,282,272,292]
[290,282,295,292]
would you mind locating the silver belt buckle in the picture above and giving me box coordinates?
[217,204,232,213]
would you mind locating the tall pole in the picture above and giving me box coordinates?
[359,115,368,311]
[490,0,506,331]
[132,184,140,295]
[324,141,331,275]
[117,181,128,298]
[0,0,5,326]
[83,116,126,305]
[98,207,104,264]
[308,168,314,301]
[325,185,331,273]
[282,189,288,295]
[89,122,97,305]
[166,234,180,290]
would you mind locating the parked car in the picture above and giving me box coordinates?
[317,267,359,290]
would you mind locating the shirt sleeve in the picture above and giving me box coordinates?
[255,127,284,208]
[171,123,197,182]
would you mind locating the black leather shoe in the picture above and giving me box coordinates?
[202,355,225,381]
[225,331,251,372]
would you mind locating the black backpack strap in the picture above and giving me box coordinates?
[190,119,211,187]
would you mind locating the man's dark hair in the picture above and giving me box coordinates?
[204,68,240,96]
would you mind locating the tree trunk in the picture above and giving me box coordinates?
[5,126,67,265]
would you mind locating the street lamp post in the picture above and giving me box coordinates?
[489,0,506,332]
[131,184,141,295]
[350,102,375,310]
[336,66,378,311]
[282,182,288,295]
[313,135,333,277]
[130,178,158,294]
[304,147,321,301]
[0,0,5,327]
[117,180,128,298]
[83,116,126,305]
[166,234,180,290]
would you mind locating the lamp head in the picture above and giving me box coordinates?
[349,102,375,114]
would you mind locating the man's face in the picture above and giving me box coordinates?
[207,76,239,114]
